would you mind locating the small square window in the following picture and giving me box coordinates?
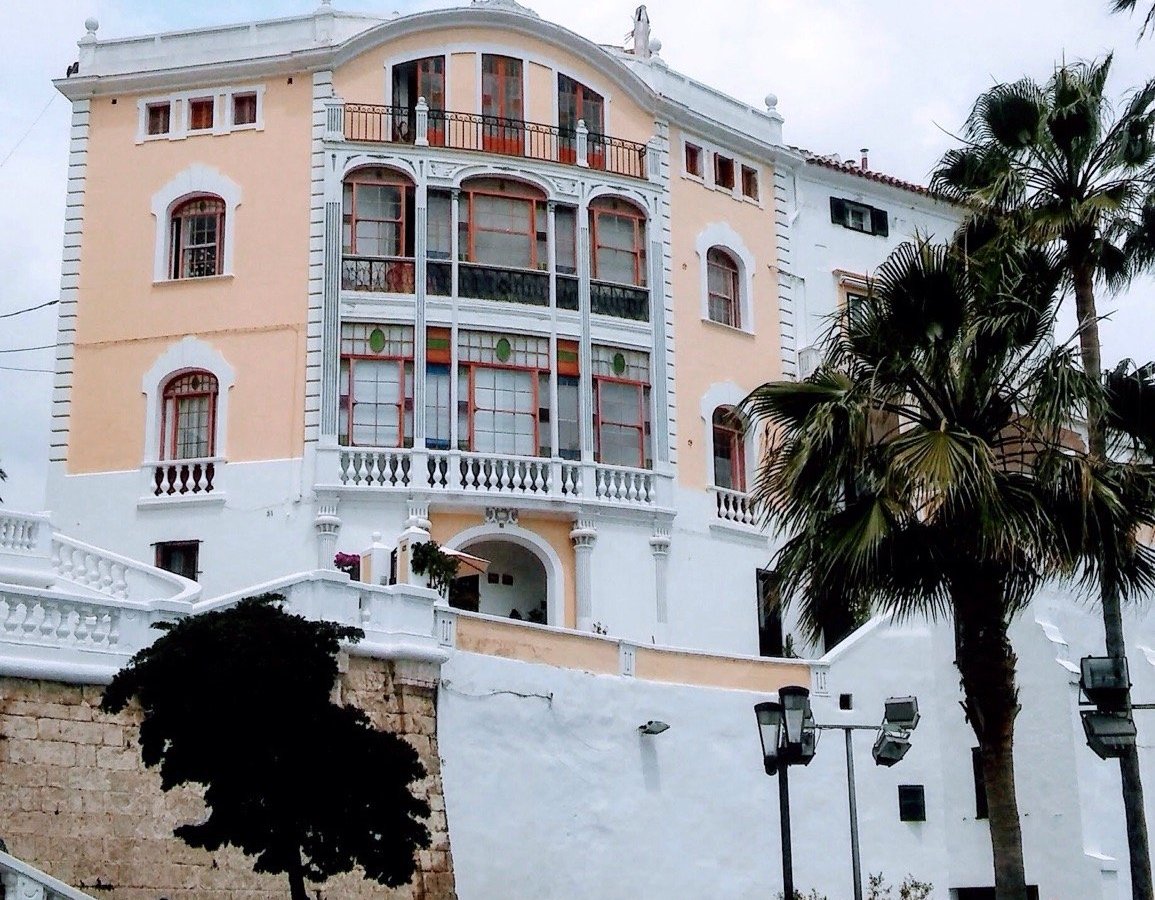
[839,693,853,710]
[487,572,499,584]
[155,540,200,582]
[685,142,703,177]
[714,154,735,190]
[501,573,514,586]
[146,102,171,136]
[189,97,215,131]
[898,784,926,822]
[232,92,258,126]
[741,165,759,200]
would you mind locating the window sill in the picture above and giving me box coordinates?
[700,317,755,338]
[153,274,235,287]
[138,491,228,510]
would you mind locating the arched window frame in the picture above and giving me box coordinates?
[151,165,241,282]
[160,371,220,461]
[169,196,225,280]
[696,223,755,333]
[142,337,235,463]
[589,196,647,287]
[700,382,757,493]
[706,247,741,328]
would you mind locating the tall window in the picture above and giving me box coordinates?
[392,56,445,144]
[712,406,746,491]
[458,331,551,457]
[458,179,546,270]
[590,197,646,286]
[169,196,225,279]
[161,371,218,460]
[558,74,605,165]
[342,170,416,293]
[482,55,524,154]
[338,324,415,447]
[593,345,650,469]
[706,248,741,328]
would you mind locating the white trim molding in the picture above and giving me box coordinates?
[135,84,266,144]
[141,336,236,462]
[150,165,242,282]
[695,222,756,333]
[445,522,566,629]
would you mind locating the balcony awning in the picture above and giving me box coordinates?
[441,546,490,576]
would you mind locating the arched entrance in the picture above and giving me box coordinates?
[448,539,549,624]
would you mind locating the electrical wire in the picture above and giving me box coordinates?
[0,299,58,320]
[0,364,53,373]
[0,344,57,354]
[0,94,57,169]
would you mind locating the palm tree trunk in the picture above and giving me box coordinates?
[954,591,1027,900]
[1073,261,1154,900]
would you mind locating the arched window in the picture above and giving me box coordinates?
[169,196,225,279]
[589,196,646,287]
[341,168,416,293]
[712,406,746,491]
[707,248,741,328]
[161,371,219,461]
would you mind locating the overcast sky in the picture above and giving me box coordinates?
[1,0,1152,510]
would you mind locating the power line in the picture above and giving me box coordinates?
[0,94,57,169]
[0,344,57,354]
[0,365,53,373]
[0,299,58,320]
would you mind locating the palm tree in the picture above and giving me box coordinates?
[931,58,1155,899]
[1111,0,1155,37]
[744,238,1155,900]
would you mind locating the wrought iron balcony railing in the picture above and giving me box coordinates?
[331,99,654,181]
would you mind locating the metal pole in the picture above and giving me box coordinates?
[845,728,863,900]
[779,763,794,899]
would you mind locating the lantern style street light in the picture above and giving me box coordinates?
[755,691,920,900]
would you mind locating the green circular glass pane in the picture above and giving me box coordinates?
[612,352,627,376]
[496,337,513,362]
[368,328,387,354]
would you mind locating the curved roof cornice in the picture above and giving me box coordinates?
[331,7,660,115]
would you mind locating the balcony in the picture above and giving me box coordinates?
[712,486,758,526]
[329,100,655,182]
[317,445,671,511]
[141,457,224,505]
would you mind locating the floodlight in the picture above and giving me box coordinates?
[872,726,912,767]
[638,720,670,735]
[883,696,920,731]
[1080,656,1131,711]
[1082,710,1137,760]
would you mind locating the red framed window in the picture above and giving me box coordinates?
[339,357,414,448]
[558,74,605,166]
[170,196,225,279]
[590,198,646,286]
[707,247,741,328]
[392,56,446,144]
[595,378,649,469]
[188,97,214,131]
[685,142,703,177]
[482,55,524,154]
[161,371,218,461]
[462,365,543,456]
[741,164,759,200]
[343,171,414,258]
[712,406,746,491]
[458,179,546,271]
[714,154,735,189]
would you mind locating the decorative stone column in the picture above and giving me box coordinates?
[407,498,432,531]
[650,523,671,631]
[570,515,597,631]
[314,493,341,569]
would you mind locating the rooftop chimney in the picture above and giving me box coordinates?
[860,148,869,171]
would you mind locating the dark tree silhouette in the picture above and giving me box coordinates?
[101,594,431,900]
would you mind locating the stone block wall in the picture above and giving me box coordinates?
[0,656,455,899]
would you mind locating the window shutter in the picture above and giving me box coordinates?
[871,207,889,237]
[829,196,848,226]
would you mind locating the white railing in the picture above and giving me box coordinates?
[0,586,125,651]
[593,463,655,504]
[713,487,758,526]
[145,456,221,498]
[1,847,97,899]
[324,447,664,509]
[51,534,199,603]
[0,510,48,554]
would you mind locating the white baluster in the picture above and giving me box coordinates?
[56,605,73,641]
[22,601,40,636]
[38,602,57,641]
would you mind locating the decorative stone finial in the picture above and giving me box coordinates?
[648,37,662,55]
[84,17,99,35]
[765,93,778,112]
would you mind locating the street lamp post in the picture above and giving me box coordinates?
[756,692,919,900]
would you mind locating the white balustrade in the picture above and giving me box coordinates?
[713,486,758,525]
[0,589,122,650]
[339,448,412,488]
[146,457,220,497]
[0,511,48,554]
[51,534,198,603]
[593,463,655,505]
[453,452,552,496]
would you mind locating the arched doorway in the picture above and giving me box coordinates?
[448,539,549,624]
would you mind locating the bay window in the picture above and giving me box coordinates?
[590,197,646,286]
[342,169,416,293]
[338,324,415,447]
[457,331,552,456]
[592,345,651,469]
